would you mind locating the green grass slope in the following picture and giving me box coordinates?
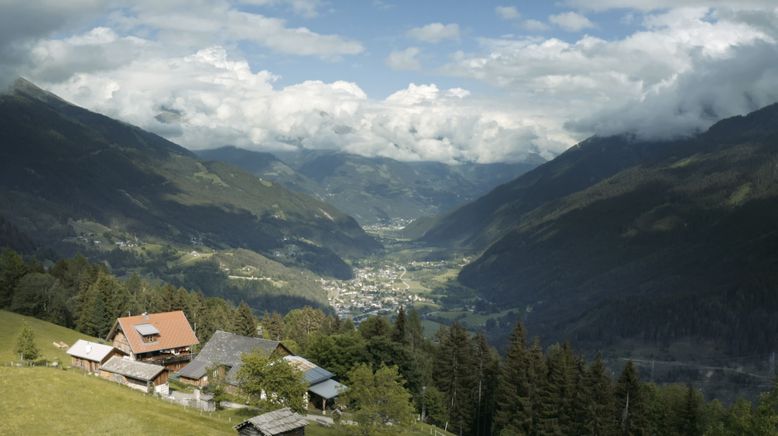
[0,310,100,363]
[0,367,232,435]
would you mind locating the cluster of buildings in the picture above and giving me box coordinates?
[66,310,347,420]
[323,264,432,321]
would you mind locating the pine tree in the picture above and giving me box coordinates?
[681,384,702,436]
[585,355,616,435]
[262,312,285,340]
[527,337,547,436]
[234,302,257,336]
[391,306,407,344]
[615,360,648,436]
[433,322,476,436]
[473,332,499,436]
[494,321,532,435]
[406,306,424,352]
[15,323,39,362]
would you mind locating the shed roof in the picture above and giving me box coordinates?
[177,359,209,380]
[66,339,116,362]
[283,355,334,385]
[101,356,165,381]
[234,408,308,436]
[308,378,347,400]
[107,311,198,354]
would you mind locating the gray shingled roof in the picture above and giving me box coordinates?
[177,330,283,384]
[234,408,308,436]
[177,359,209,380]
[101,356,165,381]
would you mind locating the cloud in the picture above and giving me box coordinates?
[239,0,322,18]
[549,12,595,32]
[0,0,117,89]
[495,6,520,20]
[565,0,778,12]
[36,43,552,163]
[407,23,460,43]
[521,19,550,32]
[386,47,422,70]
[116,3,364,59]
[444,7,778,141]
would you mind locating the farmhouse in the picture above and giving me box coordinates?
[234,407,307,436]
[66,339,125,374]
[106,311,199,371]
[100,356,169,395]
[178,330,291,388]
[283,355,347,414]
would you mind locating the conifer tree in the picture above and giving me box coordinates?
[527,337,547,435]
[615,360,648,436]
[234,302,257,336]
[391,306,407,344]
[473,332,499,436]
[406,306,424,352]
[262,312,285,340]
[681,384,702,436]
[585,355,616,435]
[434,322,476,436]
[494,321,532,435]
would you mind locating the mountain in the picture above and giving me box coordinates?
[197,146,544,225]
[0,79,381,309]
[423,102,778,356]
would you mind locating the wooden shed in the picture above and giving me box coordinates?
[234,408,307,436]
[66,339,124,374]
[100,356,169,395]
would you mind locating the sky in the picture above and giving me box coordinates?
[2,0,778,163]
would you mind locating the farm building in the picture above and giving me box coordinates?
[234,407,307,436]
[283,355,347,414]
[177,330,291,388]
[100,356,169,395]
[66,339,124,374]
[106,311,199,371]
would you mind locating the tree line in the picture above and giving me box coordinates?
[2,248,778,435]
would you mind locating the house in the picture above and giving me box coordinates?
[178,330,291,389]
[106,311,199,371]
[66,339,125,374]
[234,407,307,436]
[100,356,169,395]
[283,355,347,414]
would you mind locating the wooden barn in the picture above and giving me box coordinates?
[66,339,124,374]
[234,408,307,436]
[100,356,169,395]
[106,311,199,371]
[178,330,292,389]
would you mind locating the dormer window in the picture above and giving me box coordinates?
[135,323,160,343]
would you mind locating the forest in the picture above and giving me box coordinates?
[1,247,777,435]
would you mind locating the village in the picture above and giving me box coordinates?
[322,262,434,322]
[64,310,342,436]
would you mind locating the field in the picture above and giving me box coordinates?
[0,310,451,435]
[0,310,102,363]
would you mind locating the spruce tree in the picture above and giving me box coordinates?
[681,384,702,436]
[494,321,532,435]
[15,323,39,362]
[527,337,547,436]
[391,306,407,344]
[433,322,476,436]
[473,332,499,436]
[615,360,648,436]
[234,302,257,336]
[585,355,616,435]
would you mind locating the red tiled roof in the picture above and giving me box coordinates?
[112,311,199,354]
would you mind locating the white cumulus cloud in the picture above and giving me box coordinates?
[549,12,596,32]
[407,23,460,43]
[386,47,422,71]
